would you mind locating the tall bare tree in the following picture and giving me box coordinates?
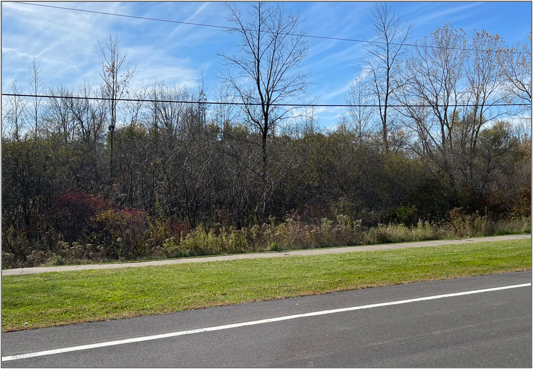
[47,85,75,143]
[460,30,508,187]
[362,3,412,153]
[218,2,310,218]
[99,35,135,181]
[498,30,532,145]
[218,2,310,182]
[398,23,470,199]
[465,30,507,137]
[27,56,43,137]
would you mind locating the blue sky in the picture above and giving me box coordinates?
[2,2,531,129]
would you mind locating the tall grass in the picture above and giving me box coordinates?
[2,212,530,269]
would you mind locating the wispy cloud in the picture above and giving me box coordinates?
[306,39,340,59]
[168,2,211,39]
[2,2,529,130]
[2,47,35,61]
[127,46,207,89]
[307,43,364,72]
[1,2,128,89]
[320,80,353,102]
[410,3,484,27]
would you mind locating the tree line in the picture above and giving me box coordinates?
[2,3,531,266]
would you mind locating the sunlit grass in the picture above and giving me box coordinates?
[2,239,530,332]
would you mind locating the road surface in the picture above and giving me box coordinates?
[2,271,531,367]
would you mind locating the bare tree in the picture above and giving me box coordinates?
[63,82,97,142]
[27,56,43,137]
[124,84,148,134]
[465,30,507,141]
[99,35,135,181]
[157,85,188,136]
[218,2,310,185]
[399,24,469,182]
[3,79,27,141]
[345,77,375,144]
[362,3,412,153]
[398,24,523,204]
[458,30,508,189]
[498,31,532,107]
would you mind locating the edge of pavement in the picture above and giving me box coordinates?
[2,233,531,276]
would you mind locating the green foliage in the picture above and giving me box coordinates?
[394,205,418,225]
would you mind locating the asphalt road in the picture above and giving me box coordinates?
[2,271,531,367]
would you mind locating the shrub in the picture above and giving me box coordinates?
[395,205,418,225]
[511,187,531,218]
[88,207,149,259]
[142,220,189,254]
[46,191,109,244]
[447,207,488,237]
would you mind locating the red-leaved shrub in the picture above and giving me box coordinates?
[46,191,109,243]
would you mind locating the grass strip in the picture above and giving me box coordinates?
[2,239,531,332]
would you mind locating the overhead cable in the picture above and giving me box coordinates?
[3,93,530,108]
[14,2,527,55]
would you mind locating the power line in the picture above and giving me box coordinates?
[18,2,230,31]
[14,2,526,55]
[3,93,530,108]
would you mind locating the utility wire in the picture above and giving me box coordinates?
[13,2,526,55]
[3,93,530,108]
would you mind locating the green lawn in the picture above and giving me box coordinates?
[2,239,531,332]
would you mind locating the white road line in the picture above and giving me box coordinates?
[2,282,531,362]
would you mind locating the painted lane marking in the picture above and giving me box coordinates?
[2,282,531,362]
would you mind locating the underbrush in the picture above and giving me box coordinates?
[2,210,530,269]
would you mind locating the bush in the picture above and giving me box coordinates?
[511,187,531,218]
[395,205,418,225]
[88,207,149,259]
[46,191,109,243]
[142,220,189,255]
[447,207,488,238]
